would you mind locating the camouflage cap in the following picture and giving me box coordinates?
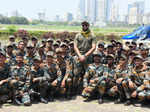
[42,39,46,42]
[60,42,68,47]
[93,51,101,57]
[69,41,74,46]
[133,55,143,61]
[0,50,6,56]
[98,42,105,47]
[9,35,15,39]
[107,44,113,48]
[53,41,59,46]
[33,56,41,62]
[46,51,54,57]
[119,54,127,60]
[7,44,13,48]
[47,38,54,42]
[22,37,29,40]
[31,36,38,41]
[106,55,114,60]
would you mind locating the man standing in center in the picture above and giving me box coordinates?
[73,21,96,94]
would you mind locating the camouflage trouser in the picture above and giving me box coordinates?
[121,80,137,99]
[31,81,49,98]
[72,55,93,93]
[138,90,150,101]
[9,80,31,105]
[0,83,11,103]
[109,79,126,98]
[82,77,115,98]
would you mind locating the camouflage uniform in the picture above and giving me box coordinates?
[30,65,48,101]
[73,32,96,94]
[10,63,31,105]
[43,63,62,99]
[0,63,11,103]
[122,61,148,102]
[82,63,104,98]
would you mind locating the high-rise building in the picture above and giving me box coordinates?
[78,0,115,23]
[38,11,46,21]
[64,13,73,22]
[128,1,145,24]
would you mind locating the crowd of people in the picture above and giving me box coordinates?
[0,21,150,107]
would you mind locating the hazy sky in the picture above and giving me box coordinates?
[0,0,149,20]
[0,0,80,19]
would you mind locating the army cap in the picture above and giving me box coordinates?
[0,50,6,56]
[31,36,37,40]
[46,51,54,57]
[98,42,105,47]
[7,44,13,48]
[47,38,54,42]
[33,56,41,62]
[133,55,143,61]
[22,37,29,40]
[53,41,59,46]
[93,51,101,57]
[64,39,70,44]
[56,39,61,43]
[106,55,114,60]
[119,54,127,60]
[9,35,15,39]
[42,39,46,42]
[60,42,68,47]
[69,41,74,45]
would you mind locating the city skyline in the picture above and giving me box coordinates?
[0,0,149,21]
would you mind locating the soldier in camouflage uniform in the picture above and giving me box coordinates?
[13,41,26,57]
[24,44,36,67]
[82,51,104,102]
[9,53,32,106]
[5,45,16,66]
[73,21,96,94]
[122,55,149,106]
[109,55,129,104]
[43,51,62,101]
[97,55,116,104]
[0,51,11,104]
[30,57,48,104]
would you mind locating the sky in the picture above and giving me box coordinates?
[0,0,80,20]
[0,0,149,20]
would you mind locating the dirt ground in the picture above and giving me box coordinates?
[0,96,150,112]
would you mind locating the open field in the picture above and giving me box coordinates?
[0,24,135,34]
[1,96,150,112]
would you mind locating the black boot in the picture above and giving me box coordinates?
[124,99,132,106]
[40,97,48,104]
[98,96,103,104]
[84,97,93,102]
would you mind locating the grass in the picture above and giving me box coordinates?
[0,24,135,33]
[0,24,137,42]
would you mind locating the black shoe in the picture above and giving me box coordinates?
[133,100,142,107]
[98,98,103,104]
[48,97,54,102]
[114,98,122,104]
[13,98,23,105]
[40,98,48,104]
[124,100,131,106]
[66,95,72,100]
[84,98,92,102]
